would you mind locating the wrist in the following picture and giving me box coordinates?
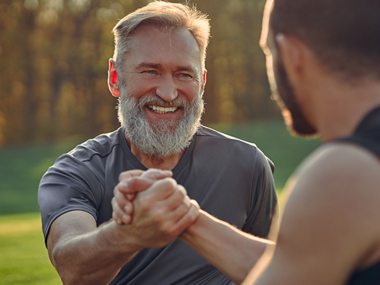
[102,221,143,254]
[180,210,208,243]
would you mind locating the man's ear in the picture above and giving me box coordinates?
[275,34,305,86]
[201,70,207,95]
[108,59,120,98]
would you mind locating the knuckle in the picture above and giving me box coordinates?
[176,203,188,217]
[119,172,128,181]
[112,212,120,224]
[190,206,200,220]
[162,178,177,190]
[183,196,191,207]
[144,169,156,178]
[112,201,119,212]
[114,193,124,205]
[190,199,200,209]
[160,222,174,236]
[114,205,121,217]
[178,190,187,201]
[177,185,187,196]
[127,177,137,186]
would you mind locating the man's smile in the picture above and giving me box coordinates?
[147,105,179,114]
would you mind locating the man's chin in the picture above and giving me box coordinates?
[148,121,180,134]
[282,109,319,138]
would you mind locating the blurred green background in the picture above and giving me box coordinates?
[0,0,320,284]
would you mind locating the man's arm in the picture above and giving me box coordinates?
[47,175,199,285]
[243,144,380,285]
[47,211,134,285]
[179,210,274,284]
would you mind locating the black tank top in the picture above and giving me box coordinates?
[337,106,380,285]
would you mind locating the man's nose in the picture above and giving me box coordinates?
[155,75,178,102]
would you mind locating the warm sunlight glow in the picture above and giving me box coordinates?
[259,0,274,51]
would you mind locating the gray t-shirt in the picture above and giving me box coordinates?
[38,125,277,285]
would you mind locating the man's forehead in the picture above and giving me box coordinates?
[124,25,202,72]
[130,25,197,47]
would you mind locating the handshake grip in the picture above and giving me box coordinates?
[111,169,200,249]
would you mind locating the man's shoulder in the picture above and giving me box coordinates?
[44,128,125,188]
[287,142,380,224]
[294,142,380,182]
[278,142,380,276]
[196,125,258,147]
[68,128,124,162]
[195,125,274,172]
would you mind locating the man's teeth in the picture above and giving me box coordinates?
[149,105,178,114]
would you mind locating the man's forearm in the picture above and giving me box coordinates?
[50,221,138,285]
[179,210,274,285]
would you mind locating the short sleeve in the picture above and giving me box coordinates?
[242,150,278,238]
[38,154,104,246]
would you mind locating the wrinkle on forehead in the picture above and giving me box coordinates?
[168,29,172,50]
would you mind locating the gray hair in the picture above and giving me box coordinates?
[112,1,210,80]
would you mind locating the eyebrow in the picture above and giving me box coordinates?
[176,65,198,74]
[135,62,162,70]
[135,62,199,73]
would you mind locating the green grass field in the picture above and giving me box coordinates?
[0,213,61,284]
[0,136,85,215]
[0,120,320,284]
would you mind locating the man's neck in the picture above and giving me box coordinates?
[311,78,380,143]
[126,137,185,170]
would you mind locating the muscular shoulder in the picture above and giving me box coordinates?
[279,143,380,271]
[290,142,380,201]
[196,126,274,173]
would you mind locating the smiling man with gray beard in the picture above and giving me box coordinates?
[38,2,277,284]
[118,85,204,159]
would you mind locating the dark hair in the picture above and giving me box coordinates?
[270,0,380,81]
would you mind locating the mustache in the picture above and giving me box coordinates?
[137,94,189,110]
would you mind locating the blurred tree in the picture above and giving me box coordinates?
[0,0,280,147]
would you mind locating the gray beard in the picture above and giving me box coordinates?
[118,88,204,159]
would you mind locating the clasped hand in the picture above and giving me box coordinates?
[111,169,200,249]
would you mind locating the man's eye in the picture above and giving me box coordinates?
[178,73,192,78]
[143,70,158,75]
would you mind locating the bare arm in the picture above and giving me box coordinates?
[47,211,136,285]
[48,172,199,285]
[243,144,380,285]
[179,210,274,284]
